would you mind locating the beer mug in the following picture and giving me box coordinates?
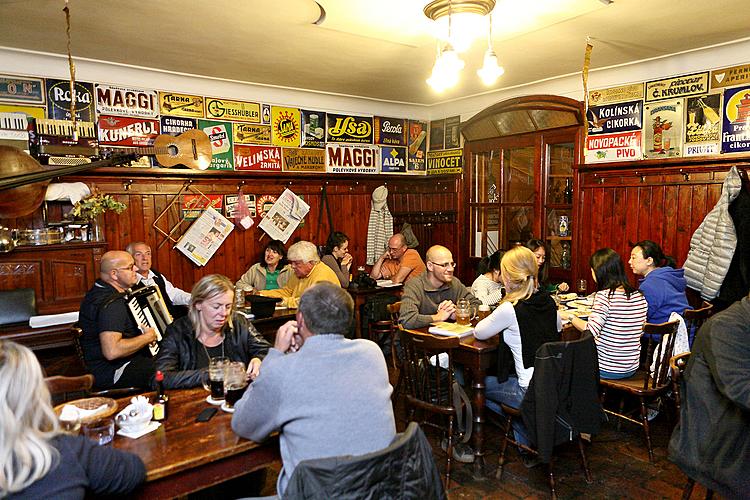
[455,298,476,326]
[202,356,228,402]
[223,361,249,409]
[477,304,491,322]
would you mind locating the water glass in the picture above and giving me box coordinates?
[577,279,588,296]
[82,418,114,446]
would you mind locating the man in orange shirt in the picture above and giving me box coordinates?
[369,233,426,284]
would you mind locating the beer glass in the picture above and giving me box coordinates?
[223,361,248,409]
[577,279,588,296]
[455,298,476,326]
[477,304,491,322]
[202,356,228,401]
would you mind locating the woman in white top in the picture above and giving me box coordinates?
[474,246,560,450]
[470,250,504,307]
[560,248,647,379]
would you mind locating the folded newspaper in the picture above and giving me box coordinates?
[428,322,474,338]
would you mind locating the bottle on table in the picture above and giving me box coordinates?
[153,370,168,422]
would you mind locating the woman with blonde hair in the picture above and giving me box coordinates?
[156,274,271,389]
[474,246,560,464]
[0,340,144,499]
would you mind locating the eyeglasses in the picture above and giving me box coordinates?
[114,264,136,272]
[430,261,456,269]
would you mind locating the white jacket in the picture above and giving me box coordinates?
[683,166,742,300]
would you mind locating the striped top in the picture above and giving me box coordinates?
[587,288,648,374]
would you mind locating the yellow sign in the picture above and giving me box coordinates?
[426,148,463,175]
[158,92,204,118]
[0,103,45,119]
[282,148,326,172]
[206,98,260,123]
[588,83,644,106]
[271,106,300,147]
[711,63,750,89]
[646,72,709,102]
[234,123,271,145]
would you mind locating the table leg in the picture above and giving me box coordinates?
[353,296,366,339]
[470,365,487,480]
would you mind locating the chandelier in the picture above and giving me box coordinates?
[424,0,504,91]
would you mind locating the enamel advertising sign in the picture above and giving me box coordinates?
[234,123,271,145]
[225,194,257,219]
[45,79,94,121]
[199,119,234,170]
[326,113,373,144]
[160,116,196,136]
[587,100,642,135]
[374,116,407,146]
[326,144,379,174]
[234,145,282,171]
[95,84,158,118]
[407,119,427,172]
[585,131,642,163]
[644,100,683,158]
[429,119,445,151]
[282,148,327,173]
[97,115,160,147]
[206,98,260,123]
[271,106,301,147]
[721,85,750,154]
[301,109,326,148]
[158,92,204,118]
[588,83,644,106]
[380,146,408,174]
[0,76,44,104]
[444,115,461,149]
[684,94,721,157]
[645,72,709,103]
[710,64,750,90]
[426,148,463,175]
[182,194,223,220]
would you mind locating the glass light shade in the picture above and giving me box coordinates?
[477,49,504,85]
[430,11,487,52]
[427,46,464,92]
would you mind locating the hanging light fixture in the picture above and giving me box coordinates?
[477,13,504,85]
[424,0,498,91]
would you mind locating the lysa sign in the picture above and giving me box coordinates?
[585,131,642,163]
[234,145,282,171]
[95,84,158,118]
[326,144,379,174]
[326,113,373,144]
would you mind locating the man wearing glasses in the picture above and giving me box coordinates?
[399,245,480,329]
[79,251,158,390]
[259,241,340,308]
[369,233,426,284]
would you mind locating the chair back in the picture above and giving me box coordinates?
[45,374,94,405]
[642,320,680,390]
[70,323,88,371]
[669,352,691,418]
[682,301,713,342]
[399,328,459,416]
[0,288,36,326]
[386,301,401,323]
[283,421,446,500]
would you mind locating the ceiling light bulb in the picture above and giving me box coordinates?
[427,46,463,92]
[477,48,504,85]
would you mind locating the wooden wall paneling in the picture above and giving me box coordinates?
[662,184,679,260]
[674,183,695,265]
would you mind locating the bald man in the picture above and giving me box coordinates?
[78,251,158,389]
[399,245,480,329]
[369,233,426,284]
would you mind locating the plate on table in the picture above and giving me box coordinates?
[558,293,578,302]
[220,402,235,413]
[568,298,594,308]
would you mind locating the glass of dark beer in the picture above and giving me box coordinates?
[223,361,248,409]
[202,356,228,401]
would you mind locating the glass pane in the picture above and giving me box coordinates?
[503,147,535,203]
[471,151,501,203]
[503,206,534,247]
[545,209,572,269]
[471,207,500,257]
[546,142,574,205]
[545,208,572,238]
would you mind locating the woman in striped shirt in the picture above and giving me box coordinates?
[561,248,647,379]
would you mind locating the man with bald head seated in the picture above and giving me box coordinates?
[79,251,158,389]
[400,245,480,329]
[369,233,426,284]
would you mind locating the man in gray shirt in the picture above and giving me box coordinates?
[231,282,396,496]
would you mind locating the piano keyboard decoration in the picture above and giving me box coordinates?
[0,112,30,150]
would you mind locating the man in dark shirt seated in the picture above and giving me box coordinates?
[79,250,157,389]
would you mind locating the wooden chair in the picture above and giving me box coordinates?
[682,301,713,344]
[599,320,680,462]
[386,301,402,370]
[45,374,95,405]
[70,323,87,371]
[399,328,461,487]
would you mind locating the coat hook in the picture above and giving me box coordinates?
[680,170,690,181]
[237,180,246,190]
[123,179,133,190]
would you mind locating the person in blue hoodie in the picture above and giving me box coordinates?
[629,240,692,340]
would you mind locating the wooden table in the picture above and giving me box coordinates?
[347,285,403,339]
[404,322,578,480]
[113,388,280,499]
[248,307,296,342]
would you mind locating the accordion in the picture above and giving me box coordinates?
[126,285,173,356]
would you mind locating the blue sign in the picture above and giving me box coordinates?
[160,116,196,136]
[45,79,95,121]
[721,85,750,153]
[380,146,407,173]
[587,99,642,135]
[0,76,44,104]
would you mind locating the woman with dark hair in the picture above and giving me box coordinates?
[321,231,353,287]
[629,240,689,325]
[561,248,647,379]
[0,340,145,498]
[471,250,505,306]
[236,240,291,291]
[525,239,569,292]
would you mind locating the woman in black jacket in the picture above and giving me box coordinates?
[156,274,271,389]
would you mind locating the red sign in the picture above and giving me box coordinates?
[97,115,160,147]
[182,194,223,220]
[234,145,282,171]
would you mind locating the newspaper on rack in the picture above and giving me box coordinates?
[257,188,310,243]
[175,207,234,266]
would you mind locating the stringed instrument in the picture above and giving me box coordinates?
[0,129,213,218]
